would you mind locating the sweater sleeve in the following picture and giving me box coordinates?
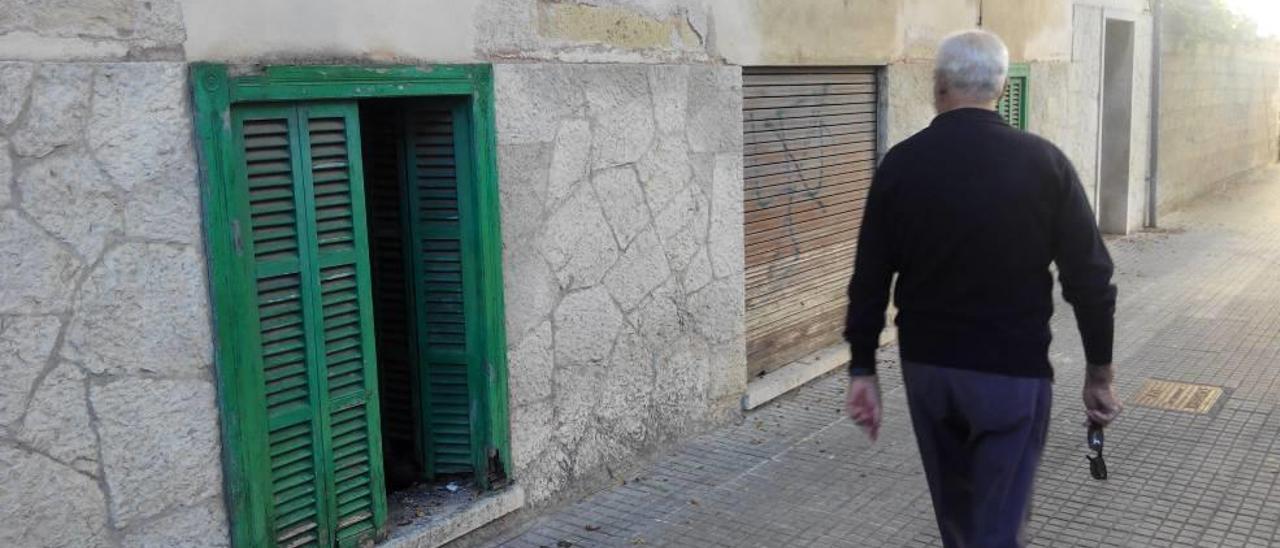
[843,160,896,375]
[1052,153,1118,366]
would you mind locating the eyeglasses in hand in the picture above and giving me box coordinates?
[1087,421,1108,480]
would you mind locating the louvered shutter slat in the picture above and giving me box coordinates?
[232,102,386,547]
[998,70,1028,130]
[404,105,477,476]
[236,108,329,547]
[309,118,358,257]
[296,107,385,546]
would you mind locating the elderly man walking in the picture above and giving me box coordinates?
[843,30,1123,547]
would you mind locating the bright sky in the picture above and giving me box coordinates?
[1224,0,1280,37]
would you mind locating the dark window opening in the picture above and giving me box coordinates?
[360,98,480,514]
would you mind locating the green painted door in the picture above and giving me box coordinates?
[229,101,388,547]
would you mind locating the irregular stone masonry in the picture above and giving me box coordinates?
[0,61,227,547]
[495,63,747,507]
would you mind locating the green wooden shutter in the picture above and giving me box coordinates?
[999,64,1030,130]
[236,105,322,547]
[404,102,479,476]
[232,101,387,547]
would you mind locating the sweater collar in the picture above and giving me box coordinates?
[930,107,1007,128]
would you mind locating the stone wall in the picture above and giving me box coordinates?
[884,5,1154,226]
[882,61,935,151]
[493,63,746,505]
[180,0,717,64]
[1029,61,1093,201]
[3,0,1123,67]
[1063,5,1106,208]
[1157,41,1280,213]
[179,0,1086,66]
[0,0,187,61]
[0,62,228,547]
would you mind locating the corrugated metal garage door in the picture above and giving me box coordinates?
[742,67,879,378]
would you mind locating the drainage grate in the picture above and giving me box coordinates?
[1131,379,1224,414]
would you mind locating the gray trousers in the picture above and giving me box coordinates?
[902,361,1053,548]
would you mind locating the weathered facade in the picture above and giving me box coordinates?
[2,1,1268,546]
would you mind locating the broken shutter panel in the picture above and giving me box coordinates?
[405,103,476,476]
[300,104,386,545]
[999,65,1030,130]
[742,67,879,378]
[239,106,326,548]
[233,101,387,548]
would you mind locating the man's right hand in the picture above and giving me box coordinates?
[1083,364,1122,426]
[846,376,882,442]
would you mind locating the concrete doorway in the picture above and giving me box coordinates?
[1099,18,1136,234]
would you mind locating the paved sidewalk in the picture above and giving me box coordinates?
[490,167,1280,548]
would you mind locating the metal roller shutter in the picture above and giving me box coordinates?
[742,67,879,378]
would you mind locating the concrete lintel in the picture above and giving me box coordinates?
[382,485,526,548]
[742,328,896,411]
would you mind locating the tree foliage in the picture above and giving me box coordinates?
[1164,0,1265,45]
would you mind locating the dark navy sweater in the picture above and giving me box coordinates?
[844,108,1117,378]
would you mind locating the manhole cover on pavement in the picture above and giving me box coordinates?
[1131,379,1223,414]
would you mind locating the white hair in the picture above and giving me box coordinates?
[935,30,1010,103]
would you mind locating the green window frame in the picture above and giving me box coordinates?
[999,63,1030,130]
[191,64,510,548]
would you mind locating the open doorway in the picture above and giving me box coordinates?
[1099,18,1136,234]
[360,97,491,524]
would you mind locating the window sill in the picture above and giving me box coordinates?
[380,485,525,548]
